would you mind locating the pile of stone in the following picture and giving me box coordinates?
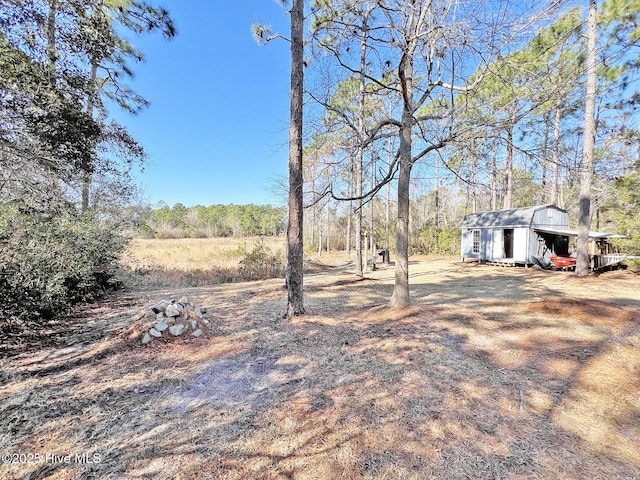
[130,296,211,345]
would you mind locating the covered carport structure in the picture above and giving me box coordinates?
[533,226,626,271]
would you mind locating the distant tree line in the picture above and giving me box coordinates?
[136,202,287,238]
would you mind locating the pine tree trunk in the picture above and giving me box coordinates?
[471,156,477,213]
[541,111,550,203]
[370,152,376,266]
[491,135,498,210]
[385,178,390,263]
[286,0,305,317]
[503,121,514,209]
[364,234,369,274]
[576,0,597,277]
[326,202,331,252]
[310,178,315,247]
[385,139,391,263]
[346,175,352,258]
[355,159,363,275]
[550,107,561,206]
[317,204,322,257]
[355,19,367,278]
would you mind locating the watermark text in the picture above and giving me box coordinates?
[1,452,102,465]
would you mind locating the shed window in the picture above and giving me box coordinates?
[472,230,480,254]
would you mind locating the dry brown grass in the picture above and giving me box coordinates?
[1,257,639,479]
[125,236,286,271]
[122,236,287,287]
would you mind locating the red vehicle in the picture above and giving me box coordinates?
[550,255,576,269]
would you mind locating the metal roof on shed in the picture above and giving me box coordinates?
[534,227,626,239]
[461,205,565,228]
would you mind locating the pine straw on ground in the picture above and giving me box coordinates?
[1,258,639,479]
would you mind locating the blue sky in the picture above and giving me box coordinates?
[110,1,292,208]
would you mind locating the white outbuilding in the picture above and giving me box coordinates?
[460,204,625,269]
[460,204,569,266]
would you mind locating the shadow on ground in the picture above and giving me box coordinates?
[1,260,639,479]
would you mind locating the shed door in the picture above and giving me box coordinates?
[504,229,514,258]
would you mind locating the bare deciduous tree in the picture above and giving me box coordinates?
[311,0,544,306]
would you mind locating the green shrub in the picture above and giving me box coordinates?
[238,239,285,281]
[136,224,156,238]
[0,203,128,331]
[624,258,640,274]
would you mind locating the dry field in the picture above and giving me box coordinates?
[122,237,287,287]
[125,237,287,272]
[1,244,639,479]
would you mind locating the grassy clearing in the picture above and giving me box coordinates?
[125,236,287,271]
[122,236,287,287]
[1,256,639,479]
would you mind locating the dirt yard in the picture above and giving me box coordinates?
[1,257,639,479]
